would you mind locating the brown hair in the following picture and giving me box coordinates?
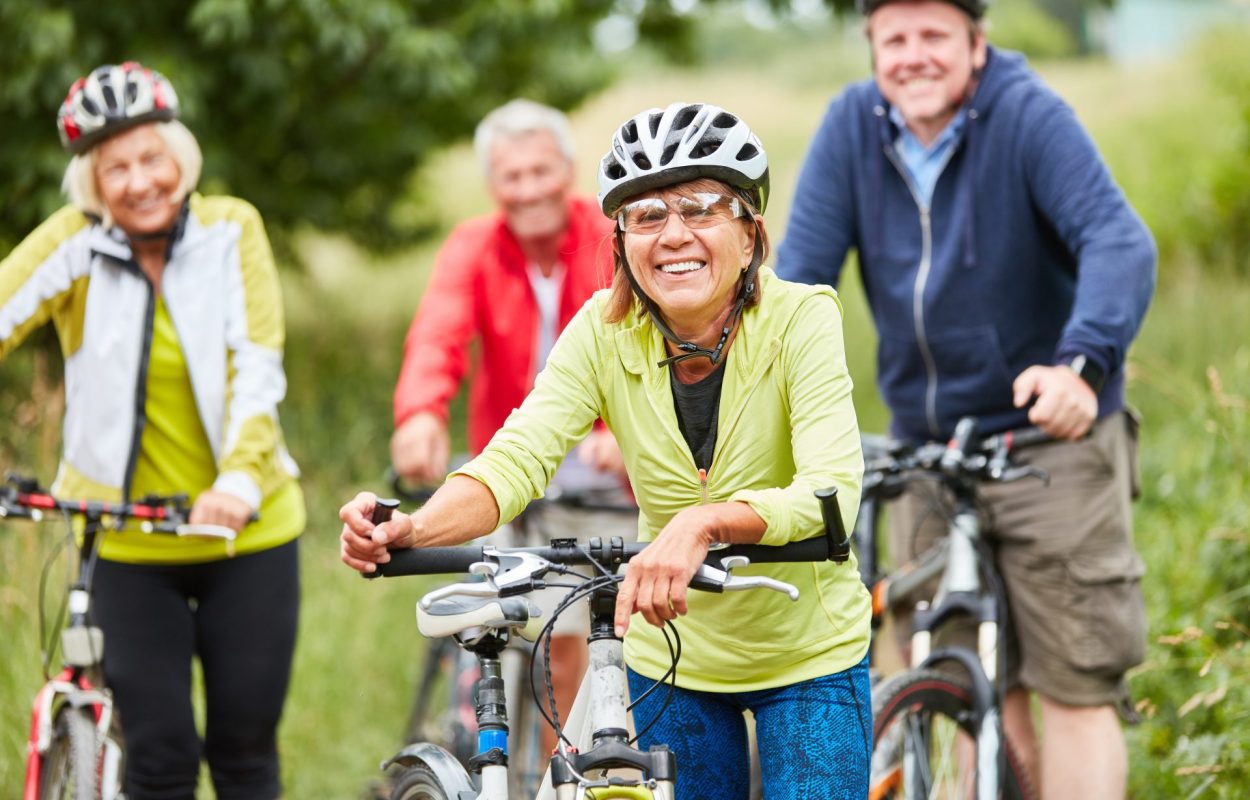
[602,177,770,324]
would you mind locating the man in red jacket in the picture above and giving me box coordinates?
[391,99,631,751]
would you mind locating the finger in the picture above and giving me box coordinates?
[614,569,638,636]
[340,539,378,573]
[1012,368,1041,408]
[669,578,690,617]
[373,515,412,547]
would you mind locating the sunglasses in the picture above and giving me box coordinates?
[618,192,747,235]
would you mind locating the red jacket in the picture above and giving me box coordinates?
[393,195,615,454]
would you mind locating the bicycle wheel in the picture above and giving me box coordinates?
[405,639,478,764]
[389,764,455,800]
[508,677,547,798]
[871,670,1033,800]
[38,705,99,800]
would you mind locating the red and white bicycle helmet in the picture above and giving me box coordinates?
[597,102,769,218]
[57,62,179,155]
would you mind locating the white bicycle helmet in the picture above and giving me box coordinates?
[58,62,179,155]
[597,102,769,218]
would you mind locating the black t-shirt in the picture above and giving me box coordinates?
[670,362,727,472]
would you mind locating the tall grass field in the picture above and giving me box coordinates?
[2,17,1248,799]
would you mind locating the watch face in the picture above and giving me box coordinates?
[1070,355,1105,393]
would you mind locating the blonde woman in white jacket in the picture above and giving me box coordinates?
[0,62,303,800]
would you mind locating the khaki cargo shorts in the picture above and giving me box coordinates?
[887,410,1146,708]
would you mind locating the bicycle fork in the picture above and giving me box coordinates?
[908,507,1007,800]
[24,669,122,800]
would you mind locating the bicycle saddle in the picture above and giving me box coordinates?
[416,595,543,640]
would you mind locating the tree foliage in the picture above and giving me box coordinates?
[0,0,1115,255]
[0,0,706,254]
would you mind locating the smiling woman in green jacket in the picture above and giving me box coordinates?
[341,102,871,798]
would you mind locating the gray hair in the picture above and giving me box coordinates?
[473,99,575,177]
[61,119,202,230]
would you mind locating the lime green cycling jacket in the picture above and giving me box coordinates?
[457,267,871,692]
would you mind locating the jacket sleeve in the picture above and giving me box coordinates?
[214,202,290,509]
[0,207,91,360]
[392,228,479,428]
[730,291,863,545]
[452,303,603,526]
[775,93,859,289]
[1023,97,1157,374]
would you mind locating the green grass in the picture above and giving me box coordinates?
[4,21,1250,799]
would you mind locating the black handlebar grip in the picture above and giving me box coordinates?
[814,487,850,564]
[373,546,486,577]
[370,497,401,526]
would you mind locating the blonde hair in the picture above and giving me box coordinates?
[603,177,769,324]
[60,120,202,229]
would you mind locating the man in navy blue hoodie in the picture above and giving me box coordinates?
[777,1,1155,796]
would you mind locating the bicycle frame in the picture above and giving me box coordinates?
[860,419,1049,800]
[17,508,121,800]
[370,486,847,800]
[3,475,231,800]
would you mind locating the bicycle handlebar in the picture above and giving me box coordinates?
[862,418,1054,497]
[1,474,191,530]
[367,486,848,580]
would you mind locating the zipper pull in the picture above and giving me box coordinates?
[698,468,709,505]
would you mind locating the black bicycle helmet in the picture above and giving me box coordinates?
[58,62,179,155]
[598,102,769,219]
[858,0,987,19]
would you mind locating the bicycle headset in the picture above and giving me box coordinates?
[597,102,770,368]
[57,61,179,155]
[857,0,988,19]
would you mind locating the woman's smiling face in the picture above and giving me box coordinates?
[620,179,757,325]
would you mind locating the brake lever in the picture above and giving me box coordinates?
[1000,464,1050,486]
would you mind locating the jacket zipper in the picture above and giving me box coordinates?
[120,261,158,502]
[882,142,960,439]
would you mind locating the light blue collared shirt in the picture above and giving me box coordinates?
[890,105,965,207]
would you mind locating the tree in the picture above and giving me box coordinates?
[0,0,1117,255]
[0,0,703,254]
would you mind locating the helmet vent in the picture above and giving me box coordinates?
[101,85,118,110]
[622,120,639,144]
[604,157,626,180]
[692,138,723,158]
[632,153,652,170]
[660,142,679,166]
[736,143,759,161]
[672,105,699,131]
[647,112,662,138]
[712,112,738,129]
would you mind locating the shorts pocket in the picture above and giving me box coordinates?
[1064,549,1147,676]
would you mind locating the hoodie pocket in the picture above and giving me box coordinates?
[925,325,1016,421]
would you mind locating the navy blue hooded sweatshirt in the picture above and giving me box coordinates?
[777,47,1156,442]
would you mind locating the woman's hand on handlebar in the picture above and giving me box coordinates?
[189,490,253,532]
[339,491,418,574]
[614,505,727,637]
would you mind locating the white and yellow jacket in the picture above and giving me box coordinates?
[0,195,299,518]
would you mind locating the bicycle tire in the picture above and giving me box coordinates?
[405,639,478,764]
[389,764,455,800]
[38,705,99,800]
[871,670,1034,800]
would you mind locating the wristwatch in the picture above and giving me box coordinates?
[1066,354,1105,393]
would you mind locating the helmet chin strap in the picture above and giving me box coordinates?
[615,224,765,369]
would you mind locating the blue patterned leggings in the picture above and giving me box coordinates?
[626,657,872,800]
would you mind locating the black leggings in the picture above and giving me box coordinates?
[92,539,299,800]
